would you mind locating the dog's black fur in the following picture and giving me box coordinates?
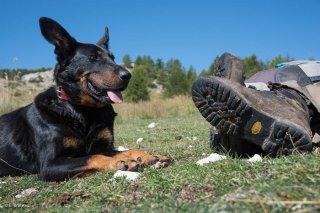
[0,17,170,181]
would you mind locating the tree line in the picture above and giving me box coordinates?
[122,54,298,102]
[123,54,197,102]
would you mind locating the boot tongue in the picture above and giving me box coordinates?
[107,91,123,104]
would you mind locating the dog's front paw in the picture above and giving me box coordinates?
[114,158,142,171]
[149,160,170,169]
[138,154,172,169]
[132,150,173,168]
[115,150,173,170]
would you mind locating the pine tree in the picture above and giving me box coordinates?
[124,66,150,102]
[207,56,219,76]
[155,58,164,70]
[164,59,189,97]
[135,56,144,66]
[134,56,156,87]
[187,66,197,93]
[155,58,167,86]
[243,54,265,78]
[122,54,132,68]
[199,69,209,76]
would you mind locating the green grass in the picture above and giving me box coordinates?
[1,112,320,212]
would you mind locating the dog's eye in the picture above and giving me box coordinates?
[88,55,100,62]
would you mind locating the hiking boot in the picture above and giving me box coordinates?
[212,52,249,155]
[192,77,313,156]
[214,52,245,85]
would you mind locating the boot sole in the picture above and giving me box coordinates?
[192,77,312,155]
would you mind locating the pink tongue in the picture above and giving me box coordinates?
[107,91,123,104]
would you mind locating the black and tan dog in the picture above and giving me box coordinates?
[0,17,171,181]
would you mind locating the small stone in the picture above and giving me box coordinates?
[117,146,129,151]
[15,188,37,199]
[246,154,262,163]
[196,153,227,166]
[111,171,140,181]
[136,138,143,144]
[148,122,157,128]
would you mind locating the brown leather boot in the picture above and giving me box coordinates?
[210,53,251,156]
[214,52,245,85]
[193,77,313,156]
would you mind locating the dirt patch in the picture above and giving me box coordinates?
[47,191,90,206]
[178,184,216,202]
[124,183,150,202]
[221,188,257,202]
[102,183,149,212]
[262,167,277,178]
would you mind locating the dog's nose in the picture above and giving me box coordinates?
[119,69,131,81]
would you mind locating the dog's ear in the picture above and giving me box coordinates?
[39,17,77,64]
[96,27,109,50]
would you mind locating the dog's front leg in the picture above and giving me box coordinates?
[39,154,131,181]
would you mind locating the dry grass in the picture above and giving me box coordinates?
[0,79,196,122]
[0,78,21,115]
[0,91,15,115]
[0,78,40,115]
[114,95,197,123]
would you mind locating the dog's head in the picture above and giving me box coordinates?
[39,17,131,107]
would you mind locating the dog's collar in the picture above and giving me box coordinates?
[56,87,70,101]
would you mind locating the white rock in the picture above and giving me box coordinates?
[136,138,143,144]
[291,204,303,211]
[112,170,141,181]
[192,137,198,141]
[188,145,193,148]
[21,70,53,83]
[247,154,263,163]
[196,153,227,166]
[148,122,157,128]
[15,188,37,199]
[117,146,129,151]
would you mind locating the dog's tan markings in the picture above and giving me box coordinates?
[89,72,119,88]
[78,70,121,107]
[115,150,172,166]
[84,154,125,171]
[78,71,102,107]
[79,91,99,106]
[63,137,81,148]
[96,129,113,140]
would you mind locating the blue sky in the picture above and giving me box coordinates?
[1,0,319,72]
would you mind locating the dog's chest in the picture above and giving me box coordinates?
[58,123,114,157]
